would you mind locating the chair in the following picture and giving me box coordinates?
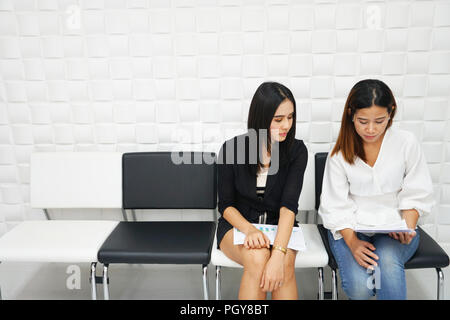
[0,152,122,300]
[210,152,329,299]
[97,152,217,300]
[315,152,450,300]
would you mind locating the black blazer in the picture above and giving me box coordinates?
[216,133,308,246]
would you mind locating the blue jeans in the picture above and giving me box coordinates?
[328,230,420,300]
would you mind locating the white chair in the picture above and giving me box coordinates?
[0,152,122,300]
[211,153,329,299]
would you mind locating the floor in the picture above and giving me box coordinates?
[0,260,448,300]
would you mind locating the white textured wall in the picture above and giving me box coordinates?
[0,0,449,246]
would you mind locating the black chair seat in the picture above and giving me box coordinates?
[98,221,216,265]
[406,227,449,269]
[317,224,449,271]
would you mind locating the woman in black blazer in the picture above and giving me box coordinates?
[217,82,308,300]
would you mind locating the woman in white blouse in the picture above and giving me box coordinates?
[318,79,434,300]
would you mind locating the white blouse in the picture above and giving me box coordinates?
[318,128,435,240]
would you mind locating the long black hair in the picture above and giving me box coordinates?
[246,82,297,176]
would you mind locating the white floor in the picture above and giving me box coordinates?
[0,261,448,300]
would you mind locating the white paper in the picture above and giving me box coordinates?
[355,219,414,234]
[233,224,306,251]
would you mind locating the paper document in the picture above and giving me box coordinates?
[355,219,414,234]
[233,224,306,251]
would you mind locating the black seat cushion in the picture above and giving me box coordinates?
[98,221,216,265]
[318,224,449,271]
[406,226,449,269]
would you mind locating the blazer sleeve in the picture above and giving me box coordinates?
[279,140,308,216]
[217,140,236,216]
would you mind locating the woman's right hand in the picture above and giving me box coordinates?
[347,238,379,270]
[244,226,270,249]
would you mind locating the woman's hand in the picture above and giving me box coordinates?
[341,229,378,270]
[243,226,270,249]
[389,210,419,245]
[260,250,285,292]
[388,231,417,244]
[348,238,379,270]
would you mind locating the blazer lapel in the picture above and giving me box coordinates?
[240,166,257,200]
[242,165,278,200]
[248,173,257,199]
[264,171,278,197]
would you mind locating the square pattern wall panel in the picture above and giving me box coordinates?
[0,0,449,246]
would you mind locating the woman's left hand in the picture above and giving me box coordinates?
[260,250,285,292]
[388,230,417,244]
[390,210,419,244]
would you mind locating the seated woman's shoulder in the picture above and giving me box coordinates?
[390,128,419,145]
[290,139,308,158]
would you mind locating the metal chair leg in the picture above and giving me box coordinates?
[216,266,222,300]
[121,209,128,221]
[437,268,445,300]
[90,262,98,300]
[331,269,338,300]
[44,208,51,220]
[202,265,209,300]
[305,211,310,224]
[103,264,110,300]
[318,267,324,300]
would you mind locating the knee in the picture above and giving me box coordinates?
[377,250,403,269]
[284,264,296,282]
[377,258,404,286]
[283,253,297,282]
[242,248,270,276]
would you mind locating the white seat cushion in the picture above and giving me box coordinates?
[211,224,329,268]
[0,221,119,263]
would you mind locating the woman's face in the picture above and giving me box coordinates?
[270,99,294,143]
[353,105,391,145]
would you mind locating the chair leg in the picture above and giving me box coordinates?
[103,264,110,300]
[437,268,445,300]
[331,269,338,300]
[202,265,209,300]
[121,209,128,221]
[216,266,222,300]
[304,211,310,224]
[90,262,97,300]
[318,267,324,300]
